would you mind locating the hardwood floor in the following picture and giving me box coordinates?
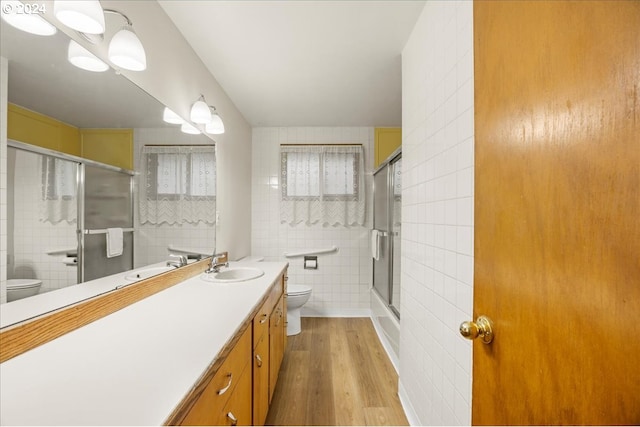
[265,317,408,426]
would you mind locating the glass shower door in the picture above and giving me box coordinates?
[81,164,133,282]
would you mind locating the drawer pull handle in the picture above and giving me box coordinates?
[217,373,233,395]
[256,353,263,367]
[259,313,268,324]
[227,411,238,426]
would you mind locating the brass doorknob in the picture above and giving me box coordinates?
[459,315,494,344]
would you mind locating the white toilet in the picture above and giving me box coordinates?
[286,284,312,336]
[7,279,42,302]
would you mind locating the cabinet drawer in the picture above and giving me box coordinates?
[180,326,252,426]
[252,298,271,349]
[216,362,252,426]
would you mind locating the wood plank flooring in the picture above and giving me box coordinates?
[265,317,408,426]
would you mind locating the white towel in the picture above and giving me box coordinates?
[106,228,124,258]
[370,229,380,261]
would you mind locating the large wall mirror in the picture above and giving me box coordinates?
[1,19,216,324]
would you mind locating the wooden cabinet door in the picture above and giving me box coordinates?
[252,331,270,426]
[473,1,640,424]
[180,328,251,426]
[217,364,253,426]
[268,296,284,402]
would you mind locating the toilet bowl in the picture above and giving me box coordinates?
[286,284,312,336]
[7,279,42,302]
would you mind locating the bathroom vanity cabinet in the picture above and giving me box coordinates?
[174,270,288,426]
[0,262,289,426]
[253,272,287,424]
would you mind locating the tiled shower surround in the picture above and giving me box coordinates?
[7,149,78,294]
[399,1,474,425]
[251,127,374,316]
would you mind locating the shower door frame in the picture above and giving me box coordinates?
[372,147,402,320]
[7,140,135,284]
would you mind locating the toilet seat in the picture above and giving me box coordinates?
[287,284,312,296]
[7,279,42,290]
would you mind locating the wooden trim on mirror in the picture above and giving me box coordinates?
[0,258,211,364]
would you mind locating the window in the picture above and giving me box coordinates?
[146,151,216,200]
[139,145,216,225]
[42,157,77,200]
[39,156,78,224]
[281,147,361,201]
[280,145,365,226]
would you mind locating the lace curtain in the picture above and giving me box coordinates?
[139,145,216,225]
[40,157,77,224]
[280,145,365,226]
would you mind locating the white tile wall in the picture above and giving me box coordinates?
[9,150,78,294]
[400,1,474,425]
[252,127,374,316]
[1,56,9,304]
[133,128,216,268]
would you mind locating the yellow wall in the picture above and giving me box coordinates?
[8,103,81,156]
[80,129,133,170]
[374,127,401,168]
[8,103,133,169]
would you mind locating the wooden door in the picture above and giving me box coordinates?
[473,1,640,425]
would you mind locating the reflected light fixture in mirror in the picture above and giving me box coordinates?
[1,1,57,36]
[163,107,185,125]
[67,39,109,72]
[181,122,201,135]
[191,95,212,124]
[205,107,225,134]
[54,0,105,34]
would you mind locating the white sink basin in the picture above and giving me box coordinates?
[124,266,176,281]
[201,267,264,283]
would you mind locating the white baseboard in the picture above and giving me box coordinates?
[398,381,421,426]
[301,307,372,317]
[370,313,400,373]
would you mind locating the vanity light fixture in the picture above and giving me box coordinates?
[205,107,225,135]
[190,95,212,124]
[67,39,109,72]
[163,107,185,125]
[57,6,147,72]
[54,0,105,34]
[1,1,57,36]
[181,122,201,135]
[108,21,146,71]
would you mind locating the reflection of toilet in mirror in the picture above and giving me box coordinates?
[7,279,42,302]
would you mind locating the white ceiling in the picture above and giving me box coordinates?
[158,1,425,127]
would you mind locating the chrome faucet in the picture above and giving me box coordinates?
[167,254,188,268]
[205,251,229,274]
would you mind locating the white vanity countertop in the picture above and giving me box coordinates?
[0,261,288,426]
[0,261,198,329]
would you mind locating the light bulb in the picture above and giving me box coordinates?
[54,0,105,34]
[108,26,147,71]
[68,40,109,72]
[190,98,212,124]
[181,123,201,135]
[1,1,57,36]
[205,113,225,134]
[163,107,185,125]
